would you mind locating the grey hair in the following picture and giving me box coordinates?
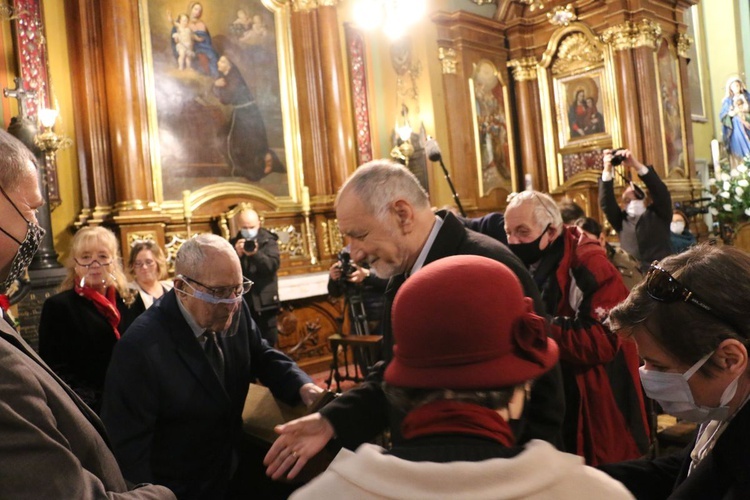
[507,190,563,231]
[336,159,429,221]
[0,129,37,191]
[175,233,234,277]
[383,383,515,414]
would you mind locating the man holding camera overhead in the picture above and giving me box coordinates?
[231,208,281,346]
[599,149,672,272]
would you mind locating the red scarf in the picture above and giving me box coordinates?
[74,284,121,340]
[401,399,515,447]
[0,294,9,312]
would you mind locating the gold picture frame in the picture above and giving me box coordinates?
[538,23,621,192]
[469,59,518,197]
[138,0,303,209]
[655,38,688,177]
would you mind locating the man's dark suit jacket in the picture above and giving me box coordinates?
[319,211,565,450]
[600,402,750,499]
[102,290,311,500]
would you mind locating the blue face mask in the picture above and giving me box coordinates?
[175,277,247,305]
[240,228,258,240]
[639,351,739,423]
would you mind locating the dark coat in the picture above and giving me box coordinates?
[230,228,280,313]
[320,211,565,450]
[38,288,142,413]
[600,402,750,499]
[101,290,311,500]
[599,167,672,269]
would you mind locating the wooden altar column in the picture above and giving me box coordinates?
[290,0,356,198]
[509,58,548,194]
[99,0,155,214]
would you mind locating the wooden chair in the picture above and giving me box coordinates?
[325,334,383,392]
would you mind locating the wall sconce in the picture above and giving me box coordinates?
[34,108,72,161]
[390,104,414,166]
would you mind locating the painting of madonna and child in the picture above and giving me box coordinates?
[144,1,289,200]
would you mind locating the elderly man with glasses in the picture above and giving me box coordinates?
[102,233,321,500]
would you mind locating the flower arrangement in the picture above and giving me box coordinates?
[708,161,750,225]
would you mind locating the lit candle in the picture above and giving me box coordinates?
[182,190,192,219]
[301,186,311,212]
[711,139,721,178]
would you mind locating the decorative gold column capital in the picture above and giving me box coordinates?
[291,0,318,13]
[507,57,539,82]
[675,33,693,58]
[601,19,662,51]
[438,47,458,75]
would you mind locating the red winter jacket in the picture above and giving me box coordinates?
[548,226,649,466]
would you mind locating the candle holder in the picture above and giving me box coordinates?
[34,108,72,163]
[301,186,318,265]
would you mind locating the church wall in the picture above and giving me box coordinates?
[42,0,79,265]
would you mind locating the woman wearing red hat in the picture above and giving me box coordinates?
[290,255,633,499]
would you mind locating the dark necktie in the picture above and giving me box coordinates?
[203,330,225,384]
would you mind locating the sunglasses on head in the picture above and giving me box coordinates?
[646,261,720,318]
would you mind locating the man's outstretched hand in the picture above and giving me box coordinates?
[263,413,335,480]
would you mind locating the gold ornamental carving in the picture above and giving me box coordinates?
[127,232,157,246]
[547,4,577,27]
[551,33,603,76]
[601,19,663,51]
[291,0,318,13]
[322,219,344,256]
[675,33,693,58]
[508,57,538,82]
[438,47,457,75]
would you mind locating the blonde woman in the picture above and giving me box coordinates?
[127,240,173,310]
[38,226,139,413]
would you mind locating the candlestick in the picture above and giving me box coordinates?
[182,190,192,219]
[301,186,311,213]
[711,139,721,178]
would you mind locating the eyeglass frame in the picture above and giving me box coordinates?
[133,259,157,268]
[74,257,113,269]
[177,274,253,302]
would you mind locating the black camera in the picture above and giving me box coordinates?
[610,148,627,167]
[337,249,355,282]
[243,239,258,252]
[675,200,710,218]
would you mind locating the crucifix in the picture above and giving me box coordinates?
[3,77,37,120]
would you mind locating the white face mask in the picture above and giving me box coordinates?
[240,228,258,240]
[671,221,686,234]
[626,200,646,219]
[639,351,739,423]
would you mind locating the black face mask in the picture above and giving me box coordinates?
[509,224,550,267]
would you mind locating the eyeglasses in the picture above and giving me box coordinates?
[134,259,156,268]
[178,274,253,301]
[646,262,718,315]
[74,258,112,269]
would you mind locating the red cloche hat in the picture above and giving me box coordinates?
[384,255,558,389]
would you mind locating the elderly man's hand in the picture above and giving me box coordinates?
[346,264,370,284]
[264,413,335,480]
[299,382,324,407]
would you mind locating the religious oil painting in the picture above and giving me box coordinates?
[684,5,707,122]
[656,39,686,175]
[555,69,609,148]
[470,60,516,197]
[140,0,293,202]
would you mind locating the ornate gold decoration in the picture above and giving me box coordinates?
[551,33,604,76]
[164,232,188,274]
[517,0,544,11]
[675,33,693,58]
[601,19,663,51]
[469,0,496,4]
[318,0,338,6]
[507,57,539,82]
[547,4,577,27]
[268,225,307,258]
[291,0,318,12]
[322,219,344,257]
[438,47,457,75]
[127,232,157,246]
